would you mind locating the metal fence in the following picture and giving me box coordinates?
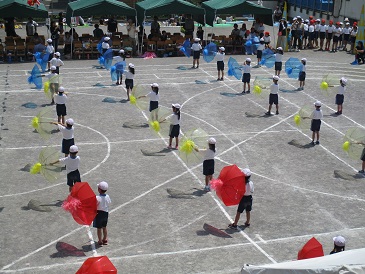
[287,0,334,14]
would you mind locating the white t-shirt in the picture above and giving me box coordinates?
[334,27,342,37]
[264,36,271,43]
[275,53,282,62]
[54,94,67,104]
[46,72,58,80]
[242,64,251,73]
[59,156,80,174]
[216,52,225,61]
[270,83,279,94]
[315,24,321,31]
[127,24,137,39]
[244,180,254,196]
[301,64,306,72]
[319,24,327,32]
[46,45,54,54]
[124,71,134,80]
[147,91,159,101]
[309,25,315,32]
[326,25,335,33]
[304,24,309,31]
[50,58,64,67]
[310,109,323,119]
[58,124,74,140]
[113,56,124,63]
[338,85,346,95]
[102,42,110,49]
[342,27,350,35]
[350,28,358,37]
[257,43,265,51]
[96,194,111,212]
[169,113,180,125]
[191,43,202,51]
[203,148,215,160]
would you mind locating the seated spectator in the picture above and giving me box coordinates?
[33,40,46,54]
[30,32,43,45]
[70,28,79,40]
[160,30,168,41]
[231,23,241,39]
[93,24,104,39]
[196,26,204,41]
[355,40,364,63]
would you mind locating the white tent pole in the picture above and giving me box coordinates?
[272,15,276,48]
[135,13,138,55]
[71,10,74,59]
[141,11,146,55]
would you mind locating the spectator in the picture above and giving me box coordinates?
[231,23,241,39]
[63,32,72,58]
[26,17,38,36]
[107,16,118,35]
[273,6,283,22]
[160,30,168,41]
[239,23,248,39]
[30,32,43,45]
[277,18,287,49]
[184,14,195,37]
[58,12,64,34]
[50,21,62,52]
[4,17,18,37]
[70,28,79,40]
[126,19,137,54]
[196,26,204,41]
[151,16,160,37]
[93,24,104,39]
[355,40,364,63]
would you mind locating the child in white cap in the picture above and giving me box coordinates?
[191,38,202,69]
[124,63,135,101]
[216,47,225,81]
[139,83,159,114]
[53,86,68,124]
[241,57,251,94]
[93,181,111,246]
[51,118,75,157]
[113,49,126,85]
[330,236,345,254]
[101,37,110,54]
[310,101,323,145]
[335,77,347,115]
[40,65,58,104]
[46,38,55,72]
[195,137,216,191]
[167,103,181,149]
[274,47,283,76]
[49,52,64,74]
[51,145,81,192]
[298,58,307,90]
[229,168,254,229]
[266,75,280,115]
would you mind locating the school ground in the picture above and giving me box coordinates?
[1,24,365,273]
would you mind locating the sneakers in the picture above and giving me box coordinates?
[204,185,210,192]
[167,145,172,149]
[276,110,279,115]
[246,90,250,94]
[175,146,179,150]
[220,77,224,81]
[102,239,108,245]
[242,91,246,94]
[311,141,315,145]
[244,222,250,227]
[316,140,320,145]
[359,170,365,174]
[265,111,271,115]
[228,223,238,230]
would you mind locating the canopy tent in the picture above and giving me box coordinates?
[136,0,206,25]
[241,248,365,274]
[202,0,273,27]
[65,0,136,26]
[0,0,48,18]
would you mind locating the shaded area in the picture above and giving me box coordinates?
[202,223,232,238]
[22,199,52,212]
[245,112,269,118]
[122,122,149,129]
[120,99,129,103]
[141,148,170,156]
[166,188,194,199]
[220,92,243,97]
[102,97,118,103]
[20,163,32,172]
[92,65,105,70]
[288,139,314,149]
[176,66,188,70]
[81,243,102,252]
[0,207,4,213]
[195,80,209,84]
[279,88,300,93]
[334,170,365,181]
[50,242,86,258]
[92,83,106,88]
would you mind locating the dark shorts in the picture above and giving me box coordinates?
[311,119,321,132]
[217,61,224,71]
[333,36,339,43]
[269,93,278,105]
[275,61,282,71]
[242,73,250,83]
[56,104,66,116]
[350,36,356,44]
[361,148,365,161]
[149,101,158,112]
[169,124,180,138]
[203,159,214,176]
[335,94,344,105]
[299,71,306,81]
[327,33,333,40]
[257,50,262,59]
[93,210,109,228]
[315,31,319,39]
[48,54,53,61]
[193,50,200,59]
[320,32,326,40]
[67,169,81,187]
[62,138,74,154]
[309,32,315,40]
[125,79,133,89]
[338,35,343,42]
[237,195,252,213]
[303,31,309,39]
[55,66,60,74]
[344,34,350,42]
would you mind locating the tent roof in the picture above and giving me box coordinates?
[66,0,136,24]
[202,0,273,26]
[136,0,205,24]
[241,248,365,274]
[0,0,48,18]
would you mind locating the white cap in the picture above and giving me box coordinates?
[340,77,347,85]
[58,86,65,92]
[277,47,283,50]
[66,118,74,125]
[97,181,109,191]
[119,49,125,53]
[296,16,301,19]
[301,58,307,62]
[151,83,159,88]
[260,38,264,42]
[128,63,135,68]
[242,168,252,177]
[345,22,350,25]
[208,137,216,144]
[339,22,343,25]
[104,37,110,41]
[47,38,52,43]
[55,52,61,57]
[50,65,57,71]
[246,57,251,62]
[314,101,322,107]
[194,38,201,42]
[219,47,225,51]
[344,17,349,21]
[333,236,345,247]
[172,103,181,109]
[273,75,280,81]
[316,19,321,22]
[304,19,309,23]
[69,145,78,153]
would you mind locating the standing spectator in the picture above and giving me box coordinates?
[277,18,287,49]
[239,23,248,40]
[257,21,265,38]
[26,17,38,36]
[342,22,351,51]
[151,16,160,37]
[350,23,358,53]
[126,19,137,55]
[308,20,315,49]
[273,6,283,22]
[314,19,321,48]
[196,26,204,41]
[325,20,335,51]
[318,19,327,51]
[50,21,61,52]
[63,32,72,58]
[107,16,118,35]
[58,12,64,34]
[4,17,18,37]
[93,24,104,39]
[332,22,342,52]
[184,14,195,37]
